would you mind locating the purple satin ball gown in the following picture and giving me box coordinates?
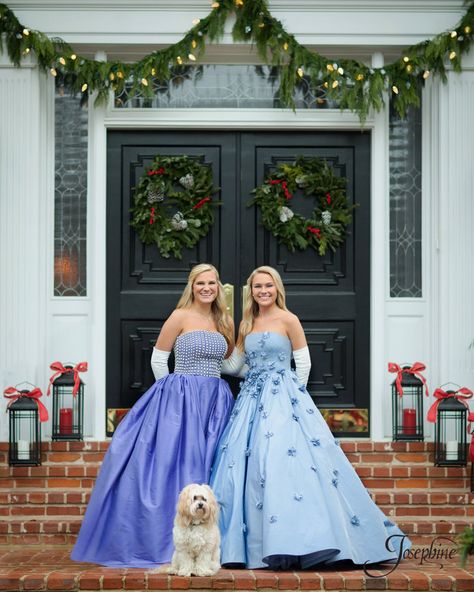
[71,330,234,568]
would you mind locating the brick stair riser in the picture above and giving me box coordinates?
[1,441,472,549]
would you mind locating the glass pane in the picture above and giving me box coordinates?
[54,87,88,297]
[389,100,422,298]
[115,65,338,110]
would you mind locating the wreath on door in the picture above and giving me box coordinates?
[250,156,355,256]
[130,155,219,259]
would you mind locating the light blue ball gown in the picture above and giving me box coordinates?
[210,331,410,569]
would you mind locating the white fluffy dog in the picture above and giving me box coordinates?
[166,483,221,577]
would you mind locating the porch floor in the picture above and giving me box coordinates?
[0,547,473,592]
[1,441,473,591]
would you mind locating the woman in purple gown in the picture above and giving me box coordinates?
[71,264,234,568]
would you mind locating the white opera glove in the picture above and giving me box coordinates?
[293,346,311,387]
[151,348,171,381]
[221,348,248,378]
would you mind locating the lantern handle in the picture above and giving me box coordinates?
[13,381,38,392]
[437,382,462,392]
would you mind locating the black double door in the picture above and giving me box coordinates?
[107,130,371,432]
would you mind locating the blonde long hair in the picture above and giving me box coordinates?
[236,266,288,351]
[176,263,234,348]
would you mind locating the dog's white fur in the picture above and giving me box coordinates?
[166,483,221,577]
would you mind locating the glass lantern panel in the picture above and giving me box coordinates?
[52,385,83,440]
[9,410,41,465]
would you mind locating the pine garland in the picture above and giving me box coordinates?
[130,155,219,259]
[251,156,354,256]
[1,1,473,122]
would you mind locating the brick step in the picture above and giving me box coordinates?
[2,488,472,503]
[0,548,473,592]
[1,515,471,538]
[1,461,470,476]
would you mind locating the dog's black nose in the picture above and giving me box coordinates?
[197,502,204,509]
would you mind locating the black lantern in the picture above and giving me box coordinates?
[391,365,425,441]
[50,365,84,441]
[434,394,468,466]
[7,390,42,466]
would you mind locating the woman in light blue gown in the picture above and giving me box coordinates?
[211,265,410,570]
[72,264,234,568]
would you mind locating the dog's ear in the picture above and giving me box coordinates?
[202,484,219,522]
[175,485,193,528]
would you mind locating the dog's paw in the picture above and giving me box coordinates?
[193,567,220,577]
[176,569,192,577]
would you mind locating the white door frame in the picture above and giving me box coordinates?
[88,104,388,439]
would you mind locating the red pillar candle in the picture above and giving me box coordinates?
[403,408,417,435]
[59,408,73,435]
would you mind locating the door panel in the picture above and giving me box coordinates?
[239,132,370,411]
[107,130,370,435]
[107,132,239,410]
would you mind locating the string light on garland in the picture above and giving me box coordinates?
[81,83,88,92]
[0,0,474,122]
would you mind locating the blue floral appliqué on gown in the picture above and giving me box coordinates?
[210,332,410,569]
[71,330,233,568]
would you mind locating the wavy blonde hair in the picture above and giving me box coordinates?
[236,266,288,351]
[176,263,233,348]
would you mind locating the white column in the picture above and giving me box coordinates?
[370,52,389,440]
[431,52,474,397]
[89,51,108,439]
[0,56,51,439]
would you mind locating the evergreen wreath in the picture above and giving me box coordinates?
[130,155,219,259]
[251,156,354,256]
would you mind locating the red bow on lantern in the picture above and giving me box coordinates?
[46,362,88,397]
[3,387,49,422]
[426,387,473,423]
[468,412,474,463]
[388,362,429,398]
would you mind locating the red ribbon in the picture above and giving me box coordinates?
[149,207,156,225]
[46,362,88,397]
[426,387,473,423]
[268,179,292,200]
[307,226,321,237]
[193,196,211,210]
[326,192,332,205]
[468,412,474,463]
[3,387,49,422]
[147,167,165,176]
[388,362,429,398]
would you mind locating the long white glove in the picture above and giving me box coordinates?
[151,348,171,381]
[293,346,311,386]
[221,348,248,377]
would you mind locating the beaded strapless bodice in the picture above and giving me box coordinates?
[174,330,227,378]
